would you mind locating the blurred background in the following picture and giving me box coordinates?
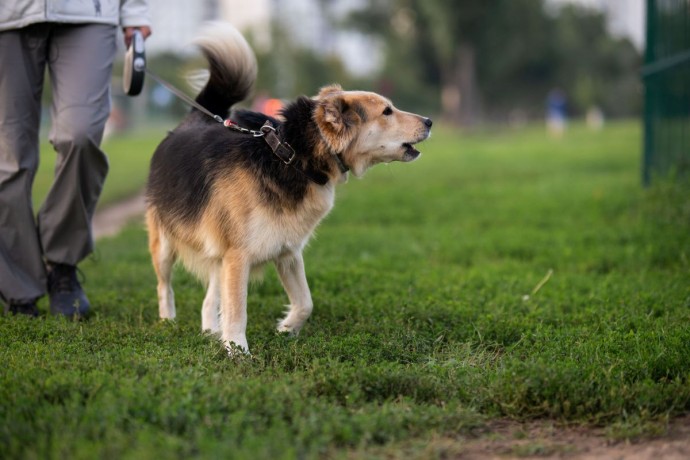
[106,0,644,130]
[33,0,689,196]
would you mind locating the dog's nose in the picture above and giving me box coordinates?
[424,117,433,128]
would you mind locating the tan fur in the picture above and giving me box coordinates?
[313,86,431,177]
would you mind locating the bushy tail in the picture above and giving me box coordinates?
[192,22,257,118]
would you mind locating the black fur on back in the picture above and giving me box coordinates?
[146,97,334,226]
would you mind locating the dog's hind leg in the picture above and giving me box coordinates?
[275,251,313,336]
[201,265,221,334]
[219,250,250,353]
[147,211,177,320]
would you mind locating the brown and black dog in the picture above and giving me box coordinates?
[146,23,432,354]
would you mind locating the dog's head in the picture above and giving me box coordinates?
[313,84,432,177]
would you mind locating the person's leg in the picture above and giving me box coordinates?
[0,25,51,314]
[39,23,116,264]
[38,23,117,317]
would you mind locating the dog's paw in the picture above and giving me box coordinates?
[276,329,296,340]
[276,320,301,337]
[224,337,250,358]
[226,346,251,359]
[158,317,177,327]
[202,328,222,339]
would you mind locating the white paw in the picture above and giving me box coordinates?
[201,316,221,335]
[202,327,221,339]
[224,336,250,357]
[277,319,301,336]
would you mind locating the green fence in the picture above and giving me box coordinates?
[642,0,690,184]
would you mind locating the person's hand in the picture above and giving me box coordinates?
[123,26,152,48]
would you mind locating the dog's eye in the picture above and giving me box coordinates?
[382,106,393,116]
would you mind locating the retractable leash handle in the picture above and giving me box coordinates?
[123,29,146,96]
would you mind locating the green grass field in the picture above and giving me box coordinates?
[3,122,690,459]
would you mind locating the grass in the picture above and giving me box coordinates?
[3,121,690,459]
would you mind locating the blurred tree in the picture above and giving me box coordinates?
[478,0,559,118]
[416,0,491,125]
[549,6,640,118]
[253,21,355,100]
[348,0,497,124]
[347,0,641,124]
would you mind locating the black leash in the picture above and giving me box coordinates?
[145,69,224,123]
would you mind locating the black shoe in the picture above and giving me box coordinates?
[47,263,90,318]
[4,300,40,317]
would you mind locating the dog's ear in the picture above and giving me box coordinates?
[314,88,363,153]
[315,84,343,99]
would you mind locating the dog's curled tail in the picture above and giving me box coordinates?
[193,22,257,118]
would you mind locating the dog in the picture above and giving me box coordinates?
[145,23,432,354]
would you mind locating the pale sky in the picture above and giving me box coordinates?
[547,0,645,49]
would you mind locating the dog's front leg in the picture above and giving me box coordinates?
[275,251,313,335]
[220,251,250,354]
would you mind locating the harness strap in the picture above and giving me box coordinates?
[225,120,332,186]
[260,122,297,165]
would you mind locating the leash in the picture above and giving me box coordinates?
[145,69,224,123]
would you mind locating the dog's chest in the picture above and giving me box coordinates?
[247,186,335,260]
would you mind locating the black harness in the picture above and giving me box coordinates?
[223,119,348,186]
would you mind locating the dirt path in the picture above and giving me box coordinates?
[93,192,146,239]
[453,414,690,459]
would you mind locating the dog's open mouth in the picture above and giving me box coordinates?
[402,142,421,161]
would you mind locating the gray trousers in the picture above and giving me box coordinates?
[0,23,117,304]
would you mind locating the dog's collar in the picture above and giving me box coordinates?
[333,152,349,175]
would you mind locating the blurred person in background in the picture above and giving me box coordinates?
[0,0,152,317]
[546,88,568,138]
